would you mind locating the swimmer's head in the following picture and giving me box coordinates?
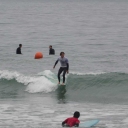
[60,52,65,58]
[73,111,80,118]
[19,44,22,48]
[49,45,52,49]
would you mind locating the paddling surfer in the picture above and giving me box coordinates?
[62,111,80,127]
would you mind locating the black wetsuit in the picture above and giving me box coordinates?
[49,48,55,55]
[16,47,22,54]
[58,67,67,83]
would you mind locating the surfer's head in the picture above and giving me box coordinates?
[19,44,22,48]
[73,111,80,118]
[60,52,65,58]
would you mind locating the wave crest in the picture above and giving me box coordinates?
[0,70,58,93]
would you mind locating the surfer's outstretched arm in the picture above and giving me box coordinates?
[53,60,58,68]
[66,61,69,73]
[67,63,69,70]
[62,121,65,127]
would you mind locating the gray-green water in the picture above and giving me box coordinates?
[0,0,128,127]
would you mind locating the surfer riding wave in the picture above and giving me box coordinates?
[53,52,69,85]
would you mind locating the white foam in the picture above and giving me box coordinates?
[0,70,58,93]
[0,70,21,80]
[25,76,57,93]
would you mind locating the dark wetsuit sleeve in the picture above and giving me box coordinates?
[67,63,69,70]
[54,60,59,67]
[53,49,55,54]
[66,58,69,70]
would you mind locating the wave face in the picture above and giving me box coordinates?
[0,70,128,104]
[66,72,128,104]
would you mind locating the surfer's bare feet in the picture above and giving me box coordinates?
[58,82,60,84]
[62,83,65,85]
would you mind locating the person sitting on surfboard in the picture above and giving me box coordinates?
[62,111,80,127]
[53,52,69,85]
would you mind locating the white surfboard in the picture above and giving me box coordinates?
[79,119,99,127]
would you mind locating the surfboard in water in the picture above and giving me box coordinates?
[79,119,99,127]
[58,84,66,86]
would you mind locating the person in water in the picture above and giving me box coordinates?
[53,52,69,85]
[49,45,55,55]
[62,111,80,127]
[16,44,22,54]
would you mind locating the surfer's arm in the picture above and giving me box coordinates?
[53,60,58,68]
[67,63,69,71]
[74,123,79,127]
[66,58,69,73]
[62,121,65,127]
[62,119,68,127]
[74,120,80,127]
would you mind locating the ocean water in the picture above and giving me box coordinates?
[0,0,128,127]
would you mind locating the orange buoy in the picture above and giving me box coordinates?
[35,52,43,59]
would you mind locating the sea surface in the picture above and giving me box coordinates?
[0,0,128,127]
